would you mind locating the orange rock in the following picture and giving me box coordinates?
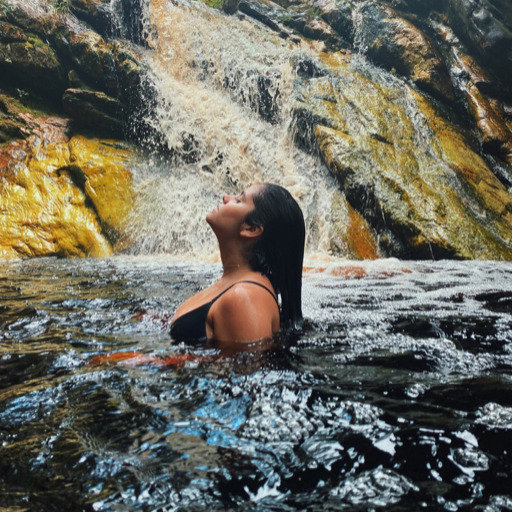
[0,125,135,258]
[345,203,379,259]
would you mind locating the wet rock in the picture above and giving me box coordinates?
[222,0,240,15]
[313,0,354,43]
[68,0,113,37]
[239,0,294,39]
[111,40,144,94]
[0,91,50,143]
[355,2,454,102]
[0,31,67,98]
[279,11,345,49]
[69,0,146,45]
[0,0,58,37]
[436,22,512,170]
[67,135,134,243]
[0,20,27,43]
[52,21,119,95]
[329,193,381,259]
[0,126,134,259]
[301,53,512,259]
[447,0,512,87]
[62,88,124,136]
[244,0,348,49]
[465,83,512,166]
[385,0,445,17]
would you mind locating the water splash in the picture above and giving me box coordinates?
[122,0,344,258]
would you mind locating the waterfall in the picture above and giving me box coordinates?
[122,0,345,259]
[3,0,511,260]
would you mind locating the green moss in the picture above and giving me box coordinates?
[54,0,70,12]
[201,0,223,9]
[1,1,10,15]
[1,88,64,118]
[201,0,222,9]
[27,33,50,50]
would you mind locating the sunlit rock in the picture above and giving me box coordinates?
[302,53,512,259]
[329,193,381,259]
[67,135,134,241]
[0,128,134,259]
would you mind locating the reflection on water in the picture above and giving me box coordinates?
[1,257,512,511]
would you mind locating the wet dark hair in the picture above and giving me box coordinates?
[244,183,305,331]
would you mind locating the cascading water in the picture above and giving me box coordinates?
[115,0,512,261]
[121,0,347,258]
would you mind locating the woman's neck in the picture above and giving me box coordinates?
[216,238,251,277]
[221,261,251,276]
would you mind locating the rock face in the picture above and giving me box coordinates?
[0,0,147,139]
[354,2,455,102]
[0,123,134,258]
[447,0,512,88]
[1,0,512,260]
[0,21,67,98]
[62,88,124,135]
[295,53,512,259]
[0,1,147,259]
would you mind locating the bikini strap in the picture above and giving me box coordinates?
[211,280,279,306]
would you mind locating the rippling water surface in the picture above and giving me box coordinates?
[1,257,512,511]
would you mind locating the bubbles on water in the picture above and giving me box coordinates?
[484,495,512,512]
[475,402,512,430]
[405,382,429,398]
[242,386,318,444]
[2,258,512,510]
[331,467,418,506]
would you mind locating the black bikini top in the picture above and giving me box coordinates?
[170,280,279,342]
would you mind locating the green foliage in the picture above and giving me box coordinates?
[16,88,29,100]
[0,0,11,15]
[54,0,70,12]
[201,0,223,10]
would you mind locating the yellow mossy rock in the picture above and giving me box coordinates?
[308,52,512,259]
[68,136,134,235]
[0,131,134,259]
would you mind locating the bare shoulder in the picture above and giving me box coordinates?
[208,280,279,342]
[216,281,277,313]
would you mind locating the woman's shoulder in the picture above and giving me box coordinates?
[211,277,279,323]
[226,275,277,301]
[208,275,279,342]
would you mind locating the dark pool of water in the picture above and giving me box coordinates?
[1,257,512,511]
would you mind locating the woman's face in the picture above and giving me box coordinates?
[206,184,263,238]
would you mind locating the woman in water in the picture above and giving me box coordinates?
[170,183,305,345]
[90,183,305,367]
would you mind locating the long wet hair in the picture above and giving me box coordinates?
[244,183,305,331]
